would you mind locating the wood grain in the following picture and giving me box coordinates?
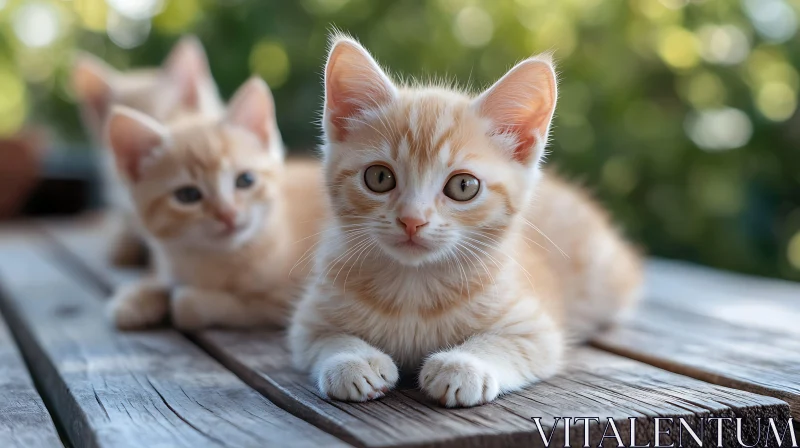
[0,295,62,447]
[42,214,794,448]
[593,262,800,418]
[0,232,349,448]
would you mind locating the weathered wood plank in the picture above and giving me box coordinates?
[0,274,62,448]
[43,214,794,448]
[646,259,800,336]
[0,231,349,448]
[592,260,800,418]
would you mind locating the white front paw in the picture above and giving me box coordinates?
[170,287,209,330]
[420,351,500,408]
[317,352,399,402]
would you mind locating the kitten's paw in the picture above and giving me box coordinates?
[170,287,210,331]
[107,282,169,330]
[420,351,500,408]
[317,352,399,402]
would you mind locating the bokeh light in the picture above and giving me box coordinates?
[756,82,797,121]
[12,2,60,48]
[106,0,162,21]
[685,108,752,151]
[0,0,797,279]
[453,6,494,48]
[107,11,151,49]
[788,231,800,271]
[74,0,109,31]
[0,68,27,136]
[249,40,290,89]
[742,0,798,43]
[697,24,750,65]
[152,0,199,33]
[658,27,700,70]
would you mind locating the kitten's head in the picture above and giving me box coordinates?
[73,35,223,142]
[322,36,557,267]
[106,77,283,250]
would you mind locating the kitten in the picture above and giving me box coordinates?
[288,36,642,407]
[72,36,224,266]
[104,77,327,330]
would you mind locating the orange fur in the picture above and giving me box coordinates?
[289,36,642,407]
[72,36,224,267]
[105,79,329,331]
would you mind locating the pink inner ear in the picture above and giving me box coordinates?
[477,58,557,165]
[225,77,273,145]
[324,39,395,142]
[122,131,163,182]
[73,59,113,128]
[107,109,166,182]
[164,36,210,110]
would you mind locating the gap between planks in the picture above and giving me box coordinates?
[0,228,350,448]
[34,214,795,448]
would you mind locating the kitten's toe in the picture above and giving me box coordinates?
[170,288,208,331]
[420,351,499,408]
[107,282,169,330]
[318,352,398,402]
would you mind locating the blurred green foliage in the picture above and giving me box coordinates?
[1,0,800,280]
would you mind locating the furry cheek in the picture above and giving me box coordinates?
[443,184,514,231]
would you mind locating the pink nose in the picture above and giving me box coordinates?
[397,216,428,237]
[214,208,238,230]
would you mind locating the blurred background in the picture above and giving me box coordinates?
[0,0,798,280]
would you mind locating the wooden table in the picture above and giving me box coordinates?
[0,213,797,447]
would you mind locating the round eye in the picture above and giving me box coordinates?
[235,171,256,189]
[364,165,396,193]
[443,173,480,202]
[174,186,203,204]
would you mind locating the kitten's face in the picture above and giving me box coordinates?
[327,92,533,266]
[107,77,282,251]
[322,37,557,267]
[132,123,279,250]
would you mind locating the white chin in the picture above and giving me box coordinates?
[207,220,258,249]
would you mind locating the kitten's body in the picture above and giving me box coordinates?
[105,79,328,330]
[73,37,224,266]
[290,38,642,407]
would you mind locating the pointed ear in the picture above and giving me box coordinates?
[224,76,275,146]
[72,52,117,129]
[323,35,396,142]
[473,55,558,166]
[163,35,212,110]
[105,106,168,182]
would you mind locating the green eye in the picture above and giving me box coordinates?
[174,186,203,204]
[443,173,480,201]
[364,165,396,193]
[236,171,256,189]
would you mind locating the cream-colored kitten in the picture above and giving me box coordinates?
[288,36,642,407]
[72,36,224,266]
[104,77,327,330]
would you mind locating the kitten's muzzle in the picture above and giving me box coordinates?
[213,208,238,232]
[397,216,428,237]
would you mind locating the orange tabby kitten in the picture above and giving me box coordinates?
[288,36,642,407]
[72,36,224,266]
[105,77,326,330]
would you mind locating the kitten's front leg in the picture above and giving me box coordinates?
[290,320,399,402]
[107,277,170,330]
[420,312,564,408]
